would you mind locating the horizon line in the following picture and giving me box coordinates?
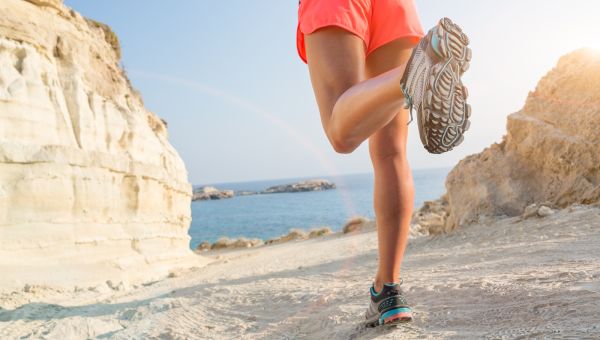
[194,165,454,187]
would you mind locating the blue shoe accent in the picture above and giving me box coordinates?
[431,32,443,58]
[378,307,412,325]
[370,286,380,297]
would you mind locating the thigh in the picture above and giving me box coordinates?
[366,40,414,158]
[304,27,366,130]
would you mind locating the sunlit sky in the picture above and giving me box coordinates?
[64,0,600,185]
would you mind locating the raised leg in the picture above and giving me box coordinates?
[304,28,409,153]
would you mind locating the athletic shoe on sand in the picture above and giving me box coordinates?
[400,17,472,154]
[365,282,412,327]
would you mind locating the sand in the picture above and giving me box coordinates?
[1,205,599,339]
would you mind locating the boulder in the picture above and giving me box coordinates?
[522,204,540,220]
[410,196,449,235]
[342,216,374,234]
[276,229,308,242]
[233,238,264,248]
[537,206,555,217]
[308,227,333,238]
[211,237,233,250]
[266,228,310,244]
[195,242,211,252]
[210,237,263,250]
[442,49,600,231]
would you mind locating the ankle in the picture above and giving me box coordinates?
[373,275,401,293]
[373,277,384,294]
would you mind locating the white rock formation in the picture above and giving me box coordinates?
[0,0,208,291]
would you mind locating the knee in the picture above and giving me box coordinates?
[369,140,408,163]
[330,136,357,154]
[369,116,410,161]
[327,127,359,154]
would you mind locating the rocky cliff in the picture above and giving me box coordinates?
[0,0,208,291]
[440,49,600,231]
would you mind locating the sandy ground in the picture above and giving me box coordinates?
[1,205,600,339]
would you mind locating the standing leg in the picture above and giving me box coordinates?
[365,40,415,293]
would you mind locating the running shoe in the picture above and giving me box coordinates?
[400,17,472,154]
[365,282,413,327]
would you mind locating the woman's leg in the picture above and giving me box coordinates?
[304,28,408,153]
[365,41,415,293]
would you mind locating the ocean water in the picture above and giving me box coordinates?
[189,167,450,249]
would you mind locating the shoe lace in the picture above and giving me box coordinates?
[401,85,414,125]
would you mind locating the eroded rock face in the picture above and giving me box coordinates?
[24,0,62,10]
[443,49,600,230]
[0,0,207,290]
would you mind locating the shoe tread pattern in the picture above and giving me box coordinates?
[420,17,472,154]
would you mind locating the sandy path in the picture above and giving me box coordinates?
[1,205,600,339]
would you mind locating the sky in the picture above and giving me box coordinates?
[63,0,600,185]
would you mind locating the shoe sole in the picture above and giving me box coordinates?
[418,18,472,154]
[365,308,413,328]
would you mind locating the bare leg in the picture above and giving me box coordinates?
[305,28,409,153]
[304,28,416,293]
[366,42,415,293]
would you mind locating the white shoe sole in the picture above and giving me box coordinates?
[418,18,472,154]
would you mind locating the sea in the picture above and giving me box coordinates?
[189,167,450,249]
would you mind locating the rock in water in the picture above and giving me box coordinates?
[443,49,600,231]
[192,186,234,201]
[263,179,336,194]
[0,0,209,291]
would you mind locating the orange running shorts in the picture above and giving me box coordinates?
[296,0,425,63]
